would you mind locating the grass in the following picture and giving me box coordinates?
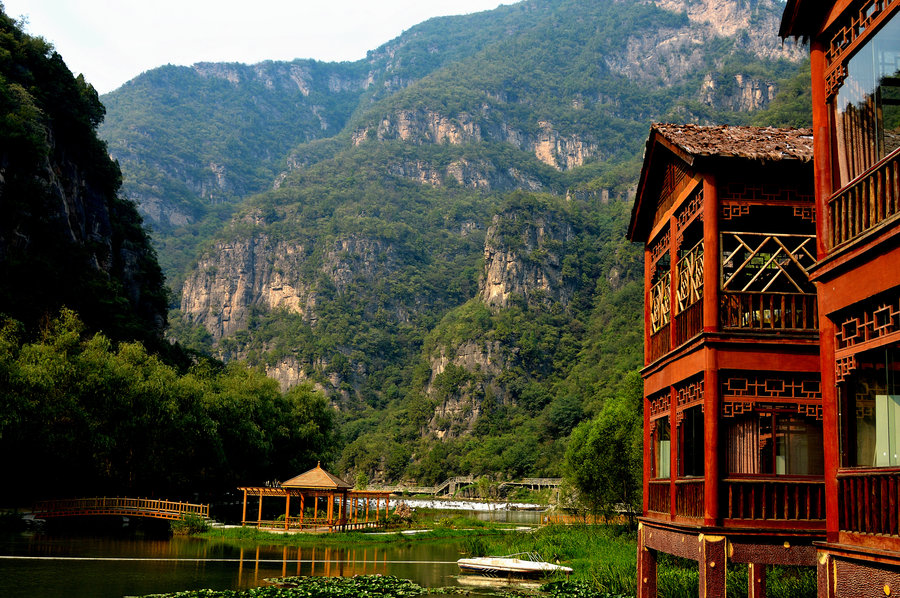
[474,525,817,598]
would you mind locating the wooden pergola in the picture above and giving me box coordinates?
[239,463,391,531]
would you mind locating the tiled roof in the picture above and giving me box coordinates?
[652,123,814,163]
[281,463,352,489]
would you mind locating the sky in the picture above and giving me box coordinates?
[4,0,514,94]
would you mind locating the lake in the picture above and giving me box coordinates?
[0,516,540,598]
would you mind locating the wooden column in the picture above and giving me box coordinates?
[285,493,290,531]
[242,489,248,525]
[327,492,334,526]
[702,174,719,334]
[637,523,657,598]
[644,246,653,366]
[748,563,766,598]
[669,386,677,521]
[257,493,263,528]
[375,497,380,521]
[809,40,833,257]
[314,494,318,521]
[702,173,720,527]
[699,535,726,598]
[300,494,305,526]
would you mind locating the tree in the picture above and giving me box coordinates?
[563,370,642,526]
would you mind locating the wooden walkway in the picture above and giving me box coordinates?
[32,497,209,521]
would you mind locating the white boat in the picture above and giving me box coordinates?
[457,552,573,577]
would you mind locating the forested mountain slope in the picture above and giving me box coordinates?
[101,0,810,482]
[0,10,166,344]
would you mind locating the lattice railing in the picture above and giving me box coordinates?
[722,478,825,523]
[675,479,704,519]
[720,292,818,331]
[648,480,670,514]
[838,469,900,536]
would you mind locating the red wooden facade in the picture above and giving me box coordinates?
[782,1,900,594]
[628,124,822,597]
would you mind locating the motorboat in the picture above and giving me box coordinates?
[457,552,572,578]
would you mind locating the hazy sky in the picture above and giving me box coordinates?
[4,0,515,94]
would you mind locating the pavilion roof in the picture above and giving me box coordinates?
[627,124,813,242]
[281,463,352,490]
[649,123,813,163]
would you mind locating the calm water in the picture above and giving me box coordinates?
[0,530,472,598]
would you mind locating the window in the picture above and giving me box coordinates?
[841,348,900,467]
[679,406,704,477]
[653,416,671,479]
[727,410,824,475]
[832,16,900,186]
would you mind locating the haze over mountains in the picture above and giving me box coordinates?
[96,0,809,482]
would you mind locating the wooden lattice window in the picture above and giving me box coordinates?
[721,232,815,294]
[650,272,671,333]
[676,240,703,312]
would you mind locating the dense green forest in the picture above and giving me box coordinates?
[0,9,338,504]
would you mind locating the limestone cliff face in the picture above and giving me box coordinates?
[180,231,314,340]
[386,158,543,191]
[652,0,804,62]
[479,213,575,309]
[352,110,599,172]
[700,72,776,111]
[426,341,509,439]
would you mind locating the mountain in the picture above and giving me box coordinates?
[0,10,167,343]
[100,0,809,482]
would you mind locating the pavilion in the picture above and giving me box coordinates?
[239,463,392,531]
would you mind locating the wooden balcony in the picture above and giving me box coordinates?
[829,149,900,249]
[648,324,671,363]
[838,469,900,536]
[674,300,702,346]
[720,292,818,332]
[648,479,670,514]
[675,478,704,519]
[723,478,825,525]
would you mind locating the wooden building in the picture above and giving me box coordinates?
[627,124,822,598]
[239,463,391,531]
[781,1,900,594]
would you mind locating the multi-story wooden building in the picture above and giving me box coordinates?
[781,1,900,594]
[628,124,823,597]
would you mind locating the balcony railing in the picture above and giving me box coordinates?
[829,149,900,249]
[674,300,703,346]
[723,478,825,523]
[675,479,704,519]
[720,292,818,332]
[648,325,671,363]
[648,480,670,514]
[838,469,900,536]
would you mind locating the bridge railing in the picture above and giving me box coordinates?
[33,497,209,520]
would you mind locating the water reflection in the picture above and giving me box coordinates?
[0,532,466,598]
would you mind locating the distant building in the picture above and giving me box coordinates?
[627,123,821,598]
[782,1,900,595]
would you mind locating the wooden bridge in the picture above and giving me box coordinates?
[32,497,210,521]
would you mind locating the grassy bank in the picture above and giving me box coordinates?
[197,513,515,547]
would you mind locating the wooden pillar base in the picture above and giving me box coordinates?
[637,523,658,598]
[699,535,726,598]
[748,562,766,598]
